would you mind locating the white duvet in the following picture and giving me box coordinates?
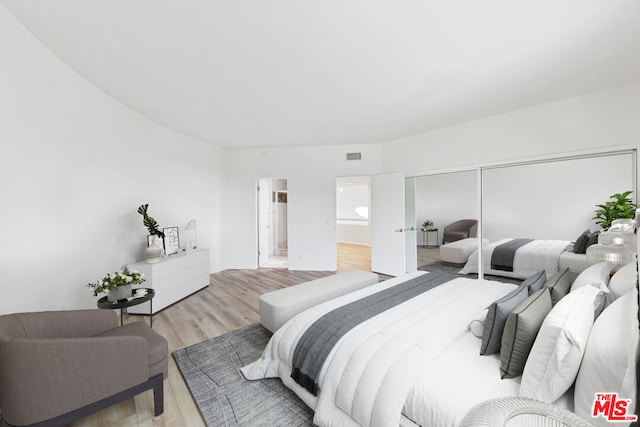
[460,238,571,279]
[242,272,516,427]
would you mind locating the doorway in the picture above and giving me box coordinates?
[336,176,371,271]
[258,178,288,269]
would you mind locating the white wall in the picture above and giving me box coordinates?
[336,180,370,245]
[0,6,224,315]
[336,184,369,220]
[222,147,382,271]
[381,81,640,175]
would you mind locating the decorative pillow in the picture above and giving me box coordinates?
[468,308,488,338]
[573,229,591,254]
[574,288,639,424]
[609,261,637,300]
[545,268,572,305]
[570,261,613,292]
[480,283,529,355]
[522,270,547,296]
[520,286,605,403]
[499,288,552,379]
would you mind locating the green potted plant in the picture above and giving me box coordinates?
[592,191,637,231]
[422,219,434,231]
[137,203,165,238]
[88,268,145,302]
[138,203,165,263]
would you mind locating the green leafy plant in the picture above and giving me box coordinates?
[422,219,434,230]
[592,191,636,230]
[87,268,145,296]
[137,203,165,238]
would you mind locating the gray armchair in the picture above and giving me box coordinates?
[443,219,478,244]
[0,309,167,427]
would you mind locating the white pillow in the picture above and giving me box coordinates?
[609,261,637,300]
[574,287,639,426]
[520,286,605,403]
[570,261,613,292]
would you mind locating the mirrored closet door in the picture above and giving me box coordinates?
[481,152,636,243]
[413,170,478,270]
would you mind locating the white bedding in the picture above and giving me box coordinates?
[558,250,590,274]
[404,331,520,426]
[459,238,571,279]
[403,330,574,426]
[242,272,517,427]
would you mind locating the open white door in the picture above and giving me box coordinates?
[371,172,408,276]
[257,179,270,267]
[405,177,417,273]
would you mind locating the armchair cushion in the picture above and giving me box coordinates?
[0,310,167,426]
[0,335,148,425]
[443,219,478,244]
[96,321,168,379]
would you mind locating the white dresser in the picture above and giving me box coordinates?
[128,248,210,314]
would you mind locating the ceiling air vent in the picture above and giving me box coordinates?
[346,152,362,161]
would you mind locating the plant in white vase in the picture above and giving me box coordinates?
[422,219,434,231]
[88,268,145,302]
[137,203,165,263]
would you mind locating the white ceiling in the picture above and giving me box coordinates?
[3,1,640,148]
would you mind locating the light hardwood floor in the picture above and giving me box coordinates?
[417,245,441,267]
[337,242,443,271]
[337,242,371,272]
[51,243,378,426]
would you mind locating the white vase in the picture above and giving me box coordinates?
[145,235,162,263]
[107,284,132,302]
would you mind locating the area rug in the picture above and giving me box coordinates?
[173,324,314,427]
[419,261,523,285]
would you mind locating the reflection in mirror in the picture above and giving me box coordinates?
[467,151,636,280]
[414,170,478,270]
[482,154,635,241]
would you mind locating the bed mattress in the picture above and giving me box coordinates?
[460,238,571,279]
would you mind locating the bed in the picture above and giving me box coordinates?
[242,272,531,426]
[459,238,589,279]
[242,265,639,427]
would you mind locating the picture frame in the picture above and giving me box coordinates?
[162,226,180,255]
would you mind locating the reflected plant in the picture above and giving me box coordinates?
[592,191,636,231]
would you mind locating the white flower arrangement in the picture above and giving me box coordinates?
[87,268,145,296]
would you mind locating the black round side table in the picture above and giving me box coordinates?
[97,288,155,328]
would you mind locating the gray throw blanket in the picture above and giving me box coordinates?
[491,238,533,271]
[290,272,457,395]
